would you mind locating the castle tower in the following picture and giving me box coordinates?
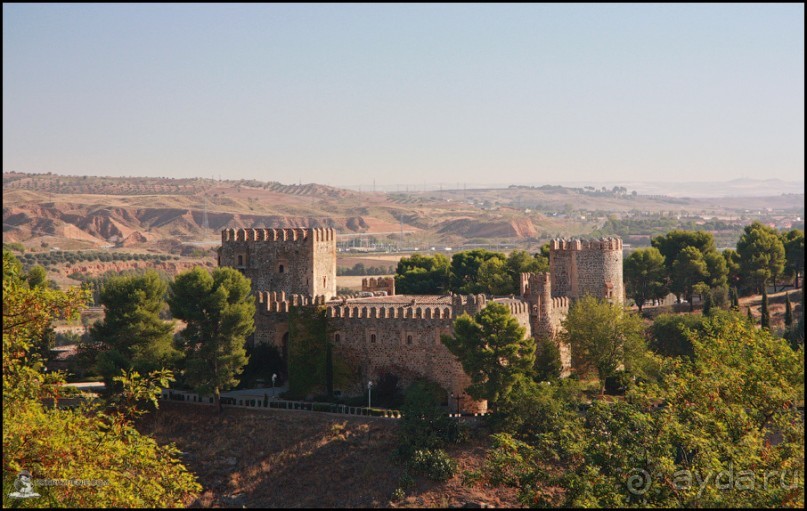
[549,237,624,304]
[218,227,337,299]
[520,272,553,338]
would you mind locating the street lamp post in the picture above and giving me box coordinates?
[272,373,277,398]
[368,380,374,409]
[450,392,462,415]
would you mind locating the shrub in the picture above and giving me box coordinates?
[409,449,457,482]
[604,370,631,395]
[390,488,406,502]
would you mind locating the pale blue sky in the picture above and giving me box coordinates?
[3,3,804,188]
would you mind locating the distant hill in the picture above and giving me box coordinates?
[532,178,804,198]
[3,172,802,251]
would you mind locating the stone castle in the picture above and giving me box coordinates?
[218,228,623,413]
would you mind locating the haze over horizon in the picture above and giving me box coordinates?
[3,4,804,188]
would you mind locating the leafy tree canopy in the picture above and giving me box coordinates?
[168,267,255,411]
[442,302,535,409]
[623,247,668,311]
[737,221,786,292]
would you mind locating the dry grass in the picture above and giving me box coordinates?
[137,402,523,508]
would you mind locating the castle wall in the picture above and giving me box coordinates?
[361,277,396,295]
[549,238,624,304]
[219,228,336,299]
[219,228,623,410]
[549,248,574,298]
[327,310,483,413]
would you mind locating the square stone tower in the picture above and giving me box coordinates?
[548,237,624,304]
[218,227,337,299]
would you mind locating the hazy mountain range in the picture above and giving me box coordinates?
[363,178,804,198]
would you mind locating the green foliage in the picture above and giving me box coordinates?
[785,292,793,327]
[108,368,175,420]
[450,249,504,294]
[708,284,729,311]
[169,267,255,410]
[91,270,179,390]
[442,303,535,409]
[397,380,464,460]
[477,257,513,295]
[651,229,717,270]
[760,287,770,329]
[737,221,786,292]
[782,229,804,287]
[533,337,563,382]
[701,290,712,316]
[670,246,709,309]
[650,313,705,359]
[3,251,200,507]
[651,230,730,305]
[623,247,668,311]
[286,306,328,398]
[399,248,548,296]
[408,449,458,482]
[21,250,169,274]
[3,241,26,253]
[73,267,173,306]
[336,263,391,276]
[394,253,450,294]
[703,249,729,289]
[729,286,740,310]
[26,265,48,289]
[561,296,651,391]
[502,249,549,295]
[237,342,284,390]
[493,377,584,462]
[476,311,804,508]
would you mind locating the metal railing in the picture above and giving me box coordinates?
[159,389,403,419]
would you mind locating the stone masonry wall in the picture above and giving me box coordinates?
[327,310,483,413]
[220,229,623,411]
[219,228,336,299]
[361,277,395,295]
[549,238,624,304]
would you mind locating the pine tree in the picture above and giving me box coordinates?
[760,288,770,329]
[169,267,255,412]
[784,292,793,327]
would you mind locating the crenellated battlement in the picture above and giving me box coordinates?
[451,293,487,307]
[520,271,551,297]
[222,227,336,243]
[327,304,453,319]
[361,276,395,295]
[549,237,623,251]
[256,291,328,313]
[551,296,570,311]
[549,236,624,304]
[501,300,529,316]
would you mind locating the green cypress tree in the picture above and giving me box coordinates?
[760,288,770,329]
[702,291,712,316]
[784,292,793,327]
[730,287,740,310]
